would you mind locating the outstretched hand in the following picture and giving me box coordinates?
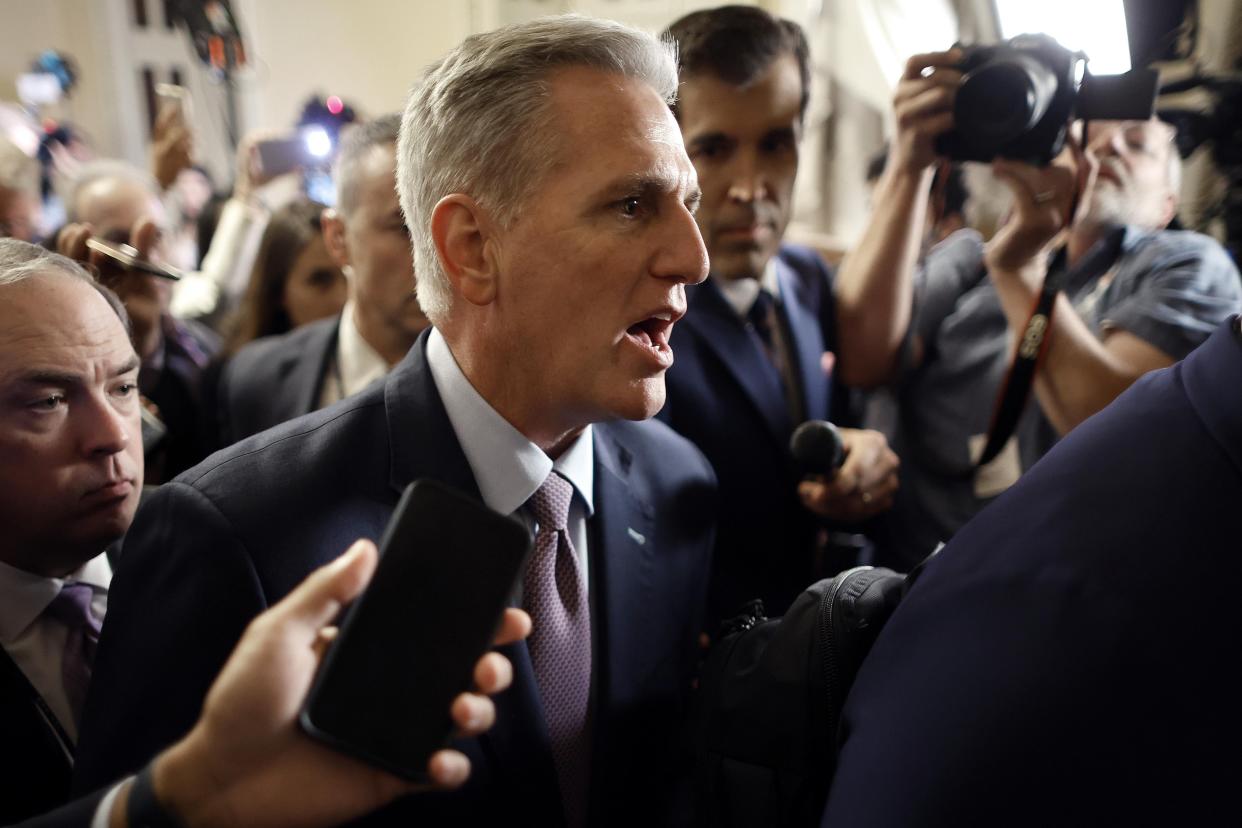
[798,428,900,522]
[143,540,531,828]
[986,134,1096,274]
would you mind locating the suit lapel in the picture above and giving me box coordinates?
[684,280,792,445]
[290,317,340,418]
[774,256,831,422]
[588,426,656,794]
[383,332,558,812]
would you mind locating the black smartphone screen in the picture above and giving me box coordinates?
[300,479,532,779]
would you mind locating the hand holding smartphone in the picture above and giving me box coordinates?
[300,479,532,780]
[84,237,182,281]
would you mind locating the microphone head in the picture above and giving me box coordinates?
[790,420,845,476]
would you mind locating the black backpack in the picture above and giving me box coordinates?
[692,565,910,827]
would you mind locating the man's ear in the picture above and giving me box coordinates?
[431,194,497,307]
[321,208,350,270]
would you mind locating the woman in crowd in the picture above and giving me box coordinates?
[223,196,346,354]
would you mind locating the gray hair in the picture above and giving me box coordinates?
[397,14,679,324]
[64,159,160,224]
[334,113,401,217]
[0,238,130,332]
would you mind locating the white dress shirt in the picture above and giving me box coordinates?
[0,553,111,744]
[716,257,782,318]
[319,300,394,408]
[426,328,594,588]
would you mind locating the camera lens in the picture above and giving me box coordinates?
[956,55,1059,148]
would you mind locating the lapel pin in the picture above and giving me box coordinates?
[627,527,646,545]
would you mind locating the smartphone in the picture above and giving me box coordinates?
[154,83,193,131]
[254,137,306,177]
[300,479,532,780]
[84,237,182,281]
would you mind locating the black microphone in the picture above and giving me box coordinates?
[790,420,845,477]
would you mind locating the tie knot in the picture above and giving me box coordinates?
[44,583,101,636]
[527,471,573,534]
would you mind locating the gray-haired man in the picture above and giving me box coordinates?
[76,16,715,827]
[218,114,429,444]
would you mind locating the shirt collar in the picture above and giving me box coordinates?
[715,257,781,318]
[0,553,111,644]
[425,328,594,518]
[337,300,393,398]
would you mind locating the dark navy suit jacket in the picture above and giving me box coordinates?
[823,319,1242,826]
[0,649,74,824]
[216,315,339,445]
[73,330,716,827]
[662,244,845,622]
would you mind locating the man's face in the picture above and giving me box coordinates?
[677,53,803,282]
[73,176,170,358]
[486,67,708,426]
[1080,119,1177,230]
[0,273,143,577]
[0,186,41,242]
[341,143,428,347]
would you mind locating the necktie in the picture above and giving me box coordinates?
[43,583,102,725]
[523,471,592,828]
[747,289,804,420]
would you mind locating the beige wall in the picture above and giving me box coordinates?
[0,0,123,160]
[232,0,474,130]
[232,0,745,133]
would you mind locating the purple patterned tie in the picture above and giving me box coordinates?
[524,471,592,828]
[43,583,102,725]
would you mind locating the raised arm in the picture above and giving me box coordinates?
[834,50,961,388]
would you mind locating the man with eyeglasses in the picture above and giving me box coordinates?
[833,49,1242,567]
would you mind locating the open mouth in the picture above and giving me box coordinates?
[625,313,675,364]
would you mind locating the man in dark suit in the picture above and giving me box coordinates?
[218,114,429,444]
[660,7,899,621]
[822,317,1242,825]
[76,16,716,827]
[0,240,143,824]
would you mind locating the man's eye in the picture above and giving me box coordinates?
[620,197,644,218]
[31,394,64,411]
[114,383,138,398]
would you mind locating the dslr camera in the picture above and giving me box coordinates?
[935,33,1159,165]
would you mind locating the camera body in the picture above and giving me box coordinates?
[936,33,1158,166]
[936,34,1080,165]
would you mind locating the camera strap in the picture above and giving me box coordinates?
[974,247,1068,469]
[976,226,1126,469]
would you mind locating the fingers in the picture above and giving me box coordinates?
[494,607,531,646]
[267,539,378,633]
[450,692,495,737]
[56,223,92,261]
[130,217,162,261]
[798,479,895,521]
[797,429,900,521]
[426,750,471,790]
[472,651,513,696]
[902,49,964,81]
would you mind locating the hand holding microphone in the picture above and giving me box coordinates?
[791,420,900,522]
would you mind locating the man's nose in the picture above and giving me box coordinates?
[726,153,768,204]
[79,395,133,458]
[653,202,709,286]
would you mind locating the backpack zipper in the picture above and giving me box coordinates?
[819,566,872,739]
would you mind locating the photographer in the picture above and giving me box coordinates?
[836,49,1242,566]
